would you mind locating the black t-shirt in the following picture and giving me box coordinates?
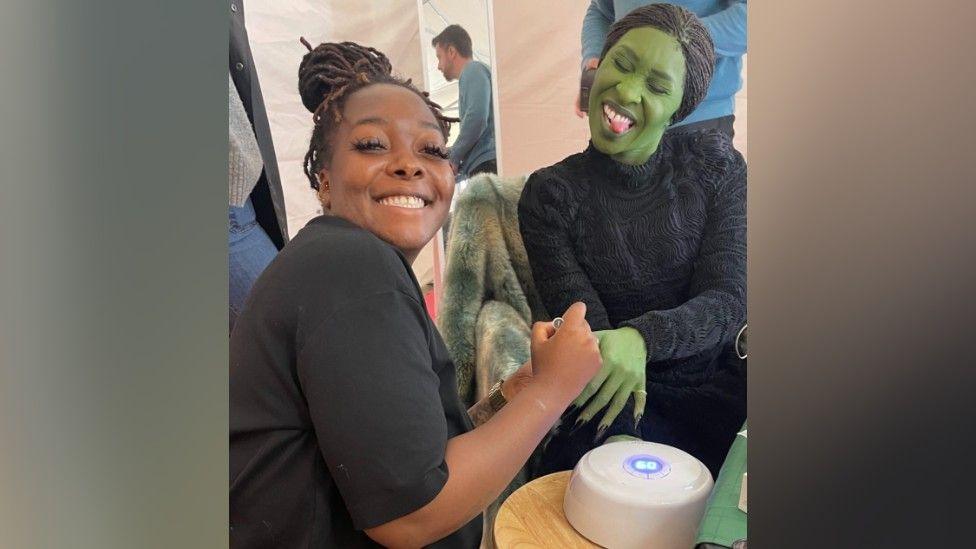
[230,216,482,548]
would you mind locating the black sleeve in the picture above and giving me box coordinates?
[620,156,747,361]
[296,289,450,530]
[518,171,613,330]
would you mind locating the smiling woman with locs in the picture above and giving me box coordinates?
[228,40,602,548]
[518,4,747,480]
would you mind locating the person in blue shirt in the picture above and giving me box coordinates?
[432,25,497,177]
[577,0,746,137]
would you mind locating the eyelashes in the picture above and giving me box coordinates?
[613,56,634,73]
[422,144,450,159]
[351,137,449,159]
[645,80,670,95]
[613,55,671,95]
[352,137,385,151]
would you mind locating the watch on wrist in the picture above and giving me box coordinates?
[487,379,508,413]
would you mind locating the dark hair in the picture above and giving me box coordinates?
[431,24,473,58]
[601,4,715,125]
[297,39,456,190]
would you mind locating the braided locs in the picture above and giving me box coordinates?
[298,39,457,190]
[600,4,716,125]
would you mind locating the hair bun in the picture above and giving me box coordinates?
[297,40,393,113]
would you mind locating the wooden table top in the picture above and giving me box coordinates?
[493,471,603,548]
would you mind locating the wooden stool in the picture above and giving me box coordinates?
[493,471,602,548]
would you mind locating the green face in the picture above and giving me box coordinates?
[588,27,686,165]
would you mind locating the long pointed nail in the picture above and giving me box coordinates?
[571,418,585,433]
[594,425,607,443]
[634,414,643,430]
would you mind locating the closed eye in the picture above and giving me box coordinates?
[351,137,387,152]
[613,56,634,73]
[645,79,670,95]
[422,143,449,159]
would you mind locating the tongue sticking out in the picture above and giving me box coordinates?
[611,118,632,134]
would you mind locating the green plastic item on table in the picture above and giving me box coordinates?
[696,422,747,547]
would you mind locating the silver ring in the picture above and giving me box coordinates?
[552,317,564,329]
[735,323,747,359]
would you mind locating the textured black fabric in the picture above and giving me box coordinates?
[518,130,746,477]
[230,216,481,548]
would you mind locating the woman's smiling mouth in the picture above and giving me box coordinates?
[603,101,637,135]
[376,194,430,209]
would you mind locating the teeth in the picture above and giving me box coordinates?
[379,195,425,209]
[603,104,634,125]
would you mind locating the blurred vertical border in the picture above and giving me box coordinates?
[1,1,228,547]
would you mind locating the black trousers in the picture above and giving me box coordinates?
[466,159,497,177]
[668,115,736,138]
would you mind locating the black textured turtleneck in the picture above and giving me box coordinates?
[518,129,747,476]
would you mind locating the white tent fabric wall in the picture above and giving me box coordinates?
[734,55,747,157]
[245,0,439,285]
[491,1,747,178]
[491,0,593,177]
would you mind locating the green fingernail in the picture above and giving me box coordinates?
[634,414,643,430]
[594,425,607,443]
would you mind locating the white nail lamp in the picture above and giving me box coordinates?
[563,441,713,549]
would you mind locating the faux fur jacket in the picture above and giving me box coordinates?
[438,174,549,407]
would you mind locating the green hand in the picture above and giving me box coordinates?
[572,327,647,437]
